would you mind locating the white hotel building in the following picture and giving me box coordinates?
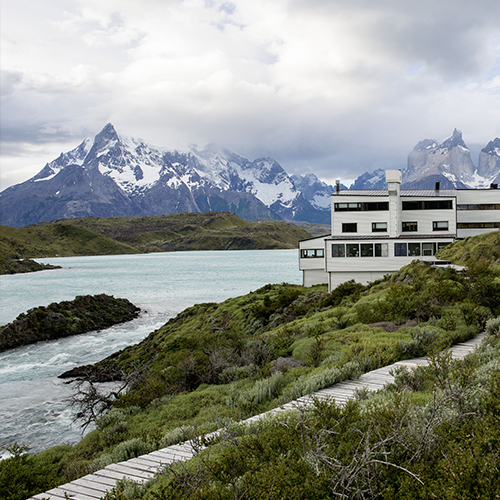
[299,170,500,291]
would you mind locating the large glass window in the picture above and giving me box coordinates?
[331,244,345,257]
[457,222,500,229]
[408,243,421,256]
[402,221,418,232]
[335,203,361,211]
[457,204,500,210]
[364,202,389,211]
[375,243,388,257]
[346,244,360,257]
[334,202,389,212]
[361,244,374,257]
[372,222,387,232]
[342,223,357,233]
[395,243,407,256]
[301,249,324,258]
[422,243,436,256]
[433,221,449,231]
[403,200,453,210]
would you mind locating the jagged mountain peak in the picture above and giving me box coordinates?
[0,125,335,227]
[440,128,468,151]
[481,137,500,155]
[413,139,438,152]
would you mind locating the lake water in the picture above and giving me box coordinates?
[0,250,301,456]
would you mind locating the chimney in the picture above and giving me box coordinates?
[385,170,401,237]
[335,179,340,193]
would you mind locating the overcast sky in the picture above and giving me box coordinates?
[1,0,500,190]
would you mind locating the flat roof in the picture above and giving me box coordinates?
[326,234,455,241]
[332,189,457,197]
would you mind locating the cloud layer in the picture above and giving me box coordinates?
[1,0,500,189]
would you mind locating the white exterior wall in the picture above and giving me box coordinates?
[456,190,500,237]
[400,196,456,237]
[299,235,328,286]
[331,195,390,237]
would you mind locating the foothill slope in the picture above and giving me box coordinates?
[0,212,312,274]
[3,231,500,499]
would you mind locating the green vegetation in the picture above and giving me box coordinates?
[0,257,60,274]
[0,294,140,351]
[437,229,500,271]
[0,212,312,274]
[105,330,500,500]
[1,232,500,499]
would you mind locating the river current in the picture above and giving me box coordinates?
[0,250,301,456]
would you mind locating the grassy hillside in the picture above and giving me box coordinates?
[437,229,500,270]
[0,223,137,260]
[37,212,312,252]
[3,232,499,499]
[0,213,312,274]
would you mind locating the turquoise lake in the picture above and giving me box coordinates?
[0,249,301,455]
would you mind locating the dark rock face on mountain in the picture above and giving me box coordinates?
[478,138,500,184]
[349,169,388,190]
[350,130,500,190]
[404,129,475,189]
[0,124,333,227]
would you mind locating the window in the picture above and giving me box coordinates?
[438,242,450,250]
[402,200,453,210]
[372,222,387,232]
[422,243,436,256]
[364,202,389,211]
[395,243,407,256]
[402,221,418,232]
[346,244,360,257]
[301,249,324,258]
[334,202,389,212]
[361,244,373,257]
[457,204,500,210]
[331,244,345,257]
[375,243,388,257]
[457,222,500,229]
[433,221,449,231]
[342,223,357,233]
[335,203,361,211]
[408,243,421,256]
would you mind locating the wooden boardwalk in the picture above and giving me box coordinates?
[30,334,485,500]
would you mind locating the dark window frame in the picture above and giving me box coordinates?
[334,202,389,212]
[331,244,345,258]
[372,222,388,232]
[301,249,325,258]
[402,200,453,210]
[402,221,418,232]
[433,221,449,231]
[395,243,407,256]
[342,223,358,233]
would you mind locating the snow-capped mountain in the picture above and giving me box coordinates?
[349,169,388,190]
[477,138,500,186]
[0,124,332,228]
[350,130,500,190]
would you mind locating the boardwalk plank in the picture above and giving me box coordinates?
[32,333,486,500]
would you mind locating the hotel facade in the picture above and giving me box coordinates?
[299,170,500,291]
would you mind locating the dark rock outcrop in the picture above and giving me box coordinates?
[0,294,140,351]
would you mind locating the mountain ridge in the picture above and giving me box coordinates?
[0,124,334,228]
[351,129,500,190]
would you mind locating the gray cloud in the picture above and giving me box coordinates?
[1,0,499,189]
